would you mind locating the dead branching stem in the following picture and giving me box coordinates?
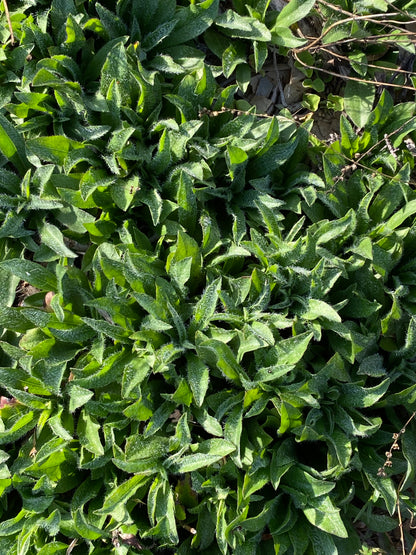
[376,412,416,555]
[297,11,414,54]
[316,45,416,79]
[317,0,414,28]
[292,50,416,91]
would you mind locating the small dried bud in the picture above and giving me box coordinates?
[44,291,55,312]
[392,433,399,440]
[385,460,393,467]
[169,409,181,423]
[392,444,400,450]
[0,396,17,409]
[405,137,416,155]
[378,468,387,477]
[118,533,143,549]
[385,451,392,458]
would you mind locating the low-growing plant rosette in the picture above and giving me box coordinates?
[0,1,416,554]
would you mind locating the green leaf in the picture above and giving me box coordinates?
[177,170,197,233]
[146,477,179,544]
[276,332,313,365]
[193,277,221,331]
[386,199,416,230]
[0,259,57,290]
[355,0,388,11]
[166,230,202,283]
[0,509,26,536]
[193,407,223,437]
[254,364,294,383]
[253,40,268,72]
[316,209,356,245]
[187,354,210,407]
[95,2,126,39]
[0,212,32,239]
[48,410,73,441]
[197,338,246,384]
[167,440,236,472]
[271,25,307,48]
[303,495,348,538]
[110,176,138,211]
[97,474,149,515]
[122,358,151,399]
[81,317,130,342]
[215,10,271,41]
[73,509,103,541]
[0,266,20,307]
[248,136,298,178]
[224,405,243,466]
[77,411,104,456]
[309,527,339,555]
[274,0,316,28]
[85,36,128,81]
[67,384,94,413]
[162,0,220,47]
[39,222,77,258]
[340,114,357,155]
[339,378,390,408]
[348,51,368,77]
[344,80,375,128]
[142,20,179,51]
[303,299,341,323]
[236,63,251,93]
[37,542,68,554]
[100,42,132,105]
[0,411,38,445]
[141,188,163,226]
[223,43,248,79]
[284,467,335,498]
[5,387,49,410]
[0,113,30,174]
[27,136,83,165]
[51,0,76,35]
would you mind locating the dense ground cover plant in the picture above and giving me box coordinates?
[1,0,416,553]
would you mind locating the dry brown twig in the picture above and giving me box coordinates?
[317,0,415,31]
[66,539,78,555]
[3,0,14,45]
[312,32,415,50]
[315,45,416,80]
[292,49,416,92]
[296,11,414,54]
[293,0,416,94]
[410,530,416,555]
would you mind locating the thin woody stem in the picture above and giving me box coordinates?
[316,46,416,78]
[311,32,416,49]
[3,0,14,45]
